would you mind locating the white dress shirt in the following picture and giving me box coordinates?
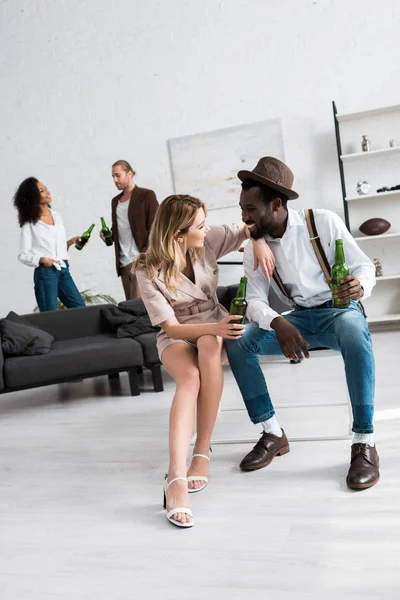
[18,209,69,270]
[116,199,140,267]
[243,208,376,330]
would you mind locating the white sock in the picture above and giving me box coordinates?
[261,416,282,437]
[352,433,375,446]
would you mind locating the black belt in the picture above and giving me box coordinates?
[294,299,366,318]
[294,300,333,311]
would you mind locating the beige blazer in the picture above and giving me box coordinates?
[134,224,247,359]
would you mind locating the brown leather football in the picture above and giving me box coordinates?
[359,218,391,236]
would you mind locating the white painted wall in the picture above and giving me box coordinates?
[1,0,400,314]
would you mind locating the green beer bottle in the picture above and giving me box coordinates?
[75,223,95,250]
[331,239,350,308]
[229,276,248,324]
[100,217,113,246]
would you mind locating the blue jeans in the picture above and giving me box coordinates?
[34,261,85,312]
[225,301,375,434]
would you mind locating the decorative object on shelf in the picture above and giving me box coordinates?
[373,258,383,277]
[377,184,400,193]
[359,218,391,236]
[356,181,370,196]
[389,138,397,148]
[361,135,371,152]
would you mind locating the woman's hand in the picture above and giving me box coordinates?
[213,315,245,339]
[252,238,275,280]
[67,236,81,248]
[40,257,60,268]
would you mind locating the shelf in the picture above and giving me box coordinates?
[367,313,400,324]
[376,274,400,281]
[346,190,400,202]
[336,104,400,122]
[354,232,400,242]
[341,147,400,161]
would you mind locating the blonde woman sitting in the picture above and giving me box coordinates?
[134,194,274,528]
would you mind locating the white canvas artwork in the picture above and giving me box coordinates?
[168,119,285,210]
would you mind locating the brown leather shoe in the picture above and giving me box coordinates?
[346,443,380,490]
[240,430,290,472]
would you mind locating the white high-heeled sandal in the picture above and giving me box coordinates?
[187,453,210,494]
[163,476,194,528]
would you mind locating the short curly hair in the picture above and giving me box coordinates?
[241,178,288,209]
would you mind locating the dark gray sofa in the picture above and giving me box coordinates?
[0,304,145,397]
[0,284,284,399]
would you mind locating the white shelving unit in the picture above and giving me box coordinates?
[336,104,400,122]
[376,274,400,281]
[354,232,400,241]
[341,147,400,161]
[346,190,400,202]
[333,101,400,326]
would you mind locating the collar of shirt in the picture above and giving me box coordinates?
[265,208,303,243]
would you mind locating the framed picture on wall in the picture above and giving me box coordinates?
[168,118,285,210]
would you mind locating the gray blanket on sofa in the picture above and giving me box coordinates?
[101,305,160,339]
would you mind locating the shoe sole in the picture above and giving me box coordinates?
[240,444,290,472]
[346,473,380,490]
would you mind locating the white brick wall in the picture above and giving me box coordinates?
[1,0,400,314]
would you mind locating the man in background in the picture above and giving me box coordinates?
[103,160,158,299]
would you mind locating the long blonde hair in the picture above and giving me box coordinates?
[136,194,206,291]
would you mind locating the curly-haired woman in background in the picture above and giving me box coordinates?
[14,177,85,312]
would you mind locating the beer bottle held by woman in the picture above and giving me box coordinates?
[75,223,95,250]
[229,276,248,324]
[331,239,350,308]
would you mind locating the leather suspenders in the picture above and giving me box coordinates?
[272,208,330,300]
[304,208,331,285]
[271,209,366,317]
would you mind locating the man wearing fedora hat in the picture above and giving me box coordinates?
[225,157,379,490]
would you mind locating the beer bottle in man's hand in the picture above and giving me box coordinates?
[229,276,248,323]
[75,224,95,250]
[331,239,350,308]
[100,217,113,246]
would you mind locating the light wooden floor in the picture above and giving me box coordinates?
[0,330,400,600]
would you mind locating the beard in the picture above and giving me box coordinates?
[249,217,276,239]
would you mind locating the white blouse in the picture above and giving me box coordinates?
[17,209,69,269]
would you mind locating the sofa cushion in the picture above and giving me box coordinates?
[1,312,54,356]
[22,304,113,341]
[4,333,143,389]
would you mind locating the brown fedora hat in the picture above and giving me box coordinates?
[237,156,299,200]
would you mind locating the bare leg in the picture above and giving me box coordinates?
[188,335,224,490]
[162,343,200,524]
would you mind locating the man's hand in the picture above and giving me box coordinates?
[252,238,275,280]
[99,231,106,242]
[271,317,310,361]
[333,274,364,302]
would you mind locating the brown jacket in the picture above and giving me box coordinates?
[111,185,159,276]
